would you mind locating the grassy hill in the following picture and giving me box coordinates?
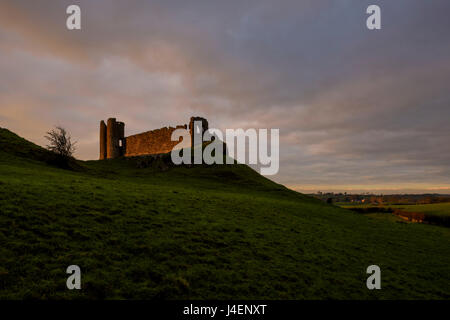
[0,127,449,299]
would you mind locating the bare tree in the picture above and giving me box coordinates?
[45,126,77,158]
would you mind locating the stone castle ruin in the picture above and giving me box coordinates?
[99,117,208,159]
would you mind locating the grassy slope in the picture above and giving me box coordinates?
[0,128,449,299]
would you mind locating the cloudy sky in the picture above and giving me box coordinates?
[1,0,449,194]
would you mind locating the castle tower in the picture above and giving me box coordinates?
[99,120,107,160]
[106,118,118,159]
[105,118,125,159]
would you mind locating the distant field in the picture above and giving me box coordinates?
[391,203,450,216]
[341,203,450,214]
[341,203,450,227]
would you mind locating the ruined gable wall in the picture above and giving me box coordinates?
[124,125,187,157]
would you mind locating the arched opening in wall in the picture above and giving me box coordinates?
[119,140,123,147]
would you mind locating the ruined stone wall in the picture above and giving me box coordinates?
[124,125,187,157]
[100,116,208,159]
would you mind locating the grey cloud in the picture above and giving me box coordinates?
[0,0,449,193]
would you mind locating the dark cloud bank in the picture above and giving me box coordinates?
[0,0,449,193]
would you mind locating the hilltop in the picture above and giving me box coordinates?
[0,127,449,299]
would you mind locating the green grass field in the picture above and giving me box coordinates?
[1,128,449,299]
